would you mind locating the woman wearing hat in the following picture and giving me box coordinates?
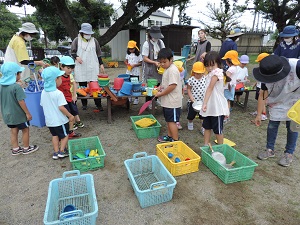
[4,22,47,81]
[253,55,300,167]
[71,23,105,111]
[142,26,165,83]
[274,25,300,59]
[219,28,244,71]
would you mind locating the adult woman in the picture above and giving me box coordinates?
[192,29,211,63]
[71,23,105,111]
[274,25,300,59]
[219,28,244,71]
[4,22,47,80]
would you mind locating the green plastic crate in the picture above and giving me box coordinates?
[200,144,258,184]
[68,136,106,172]
[130,115,161,139]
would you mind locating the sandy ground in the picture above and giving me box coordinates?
[0,61,300,225]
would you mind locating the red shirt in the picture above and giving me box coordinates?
[58,75,72,102]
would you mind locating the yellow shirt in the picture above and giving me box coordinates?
[8,35,29,62]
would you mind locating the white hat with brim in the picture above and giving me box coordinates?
[0,62,25,85]
[253,55,291,83]
[226,28,244,38]
[149,26,164,39]
[18,22,39,34]
[79,23,94,35]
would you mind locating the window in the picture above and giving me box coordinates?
[148,20,155,27]
[156,21,162,26]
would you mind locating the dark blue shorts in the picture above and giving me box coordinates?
[163,107,181,122]
[49,123,69,139]
[64,101,79,116]
[202,116,225,134]
[7,121,30,129]
[187,101,203,121]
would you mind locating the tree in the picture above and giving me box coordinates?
[253,0,300,48]
[0,5,21,48]
[4,0,189,46]
[198,0,247,42]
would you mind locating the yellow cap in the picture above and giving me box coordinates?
[255,53,270,62]
[222,50,240,65]
[192,62,206,74]
[127,40,139,51]
[173,61,184,72]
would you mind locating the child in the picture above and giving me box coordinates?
[187,62,207,134]
[250,53,269,120]
[155,48,182,142]
[58,56,83,138]
[125,40,142,105]
[40,66,74,159]
[221,50,240,120]
[235,55,250,104]
[201,51,229,146]
[0,62,39,155]
[50,56,60,67]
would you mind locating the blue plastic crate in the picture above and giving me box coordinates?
[124,152,177,208]
[43,170,98,225]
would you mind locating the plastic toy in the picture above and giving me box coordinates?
[175,157,181,163]
[167,153,173,158]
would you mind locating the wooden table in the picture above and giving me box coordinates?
[78,95,155,124]
[233,89,256,111]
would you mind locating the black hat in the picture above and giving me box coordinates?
[253,55,291,83]
[149,26,164,39]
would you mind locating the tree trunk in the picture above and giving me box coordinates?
[53,0,79,40]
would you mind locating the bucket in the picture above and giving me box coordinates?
[89,81,100,95]
[120,81,132,95]
[132,82,142,91]
[118,74,130,82]
[98,74,109,78]
[98,79,110,87]
[147,79,158,88]
[113,78,124,91]
[25,90,46,127]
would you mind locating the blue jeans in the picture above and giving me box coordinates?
[266,120,298,154]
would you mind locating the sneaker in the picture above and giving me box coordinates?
[278,153,293,167]
[257,149,275,160]
[188,122,194,131]
[82,105,87,110]
[68,131,82,139]
[74,122,84,130]
[22,145,39,155]
[176,122,183,130]
[53,151,68,160]
[11,146,23,156]
[200,127,205,136]
[261,114,268,121]
[223,117,230,124]
[133,98,139,105]
[128,97,132,103]
[250,111,257,116]
[158,135,172,143]
[97,105,104,111]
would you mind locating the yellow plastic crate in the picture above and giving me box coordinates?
[156,141,201,176]
[287,99,300,124]
[134,118,157,128]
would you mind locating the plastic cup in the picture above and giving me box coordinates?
[92,91,98,98]
[127,65,132,71]
[147,87,153,96]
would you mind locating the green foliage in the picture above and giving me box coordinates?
[199,0,247,41]
[0,5,21,48]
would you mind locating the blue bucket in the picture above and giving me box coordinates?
[120,81,132,95]
[118,74,130,82]
[25,90,46,127]
[132,82,142,91]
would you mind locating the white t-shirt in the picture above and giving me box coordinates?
[125,53,143,76]
[141,40,165,60]
[236,66,248,81]
[40,89,69,127]
[160,64,182,108]
[187,76,206,102]
[226,65,238,86]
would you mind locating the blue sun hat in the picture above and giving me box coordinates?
[41,66,64,92]
[0,62,25,85]
[226,28,244,38]
[60,56,75,66]
[279,25,299,38]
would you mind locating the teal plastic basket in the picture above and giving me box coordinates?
[43,170,98,225]
[200,144,258,184]
[124,152,177,208]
